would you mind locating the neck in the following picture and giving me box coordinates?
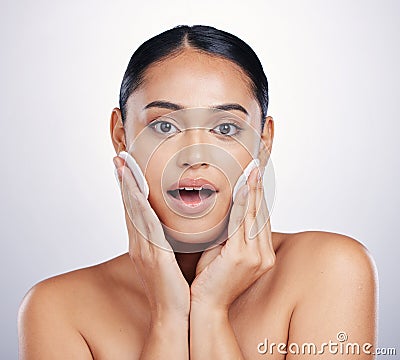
[174,251,203,285]
[172,227,229,285]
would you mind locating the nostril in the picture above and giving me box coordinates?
[182,162,208,168]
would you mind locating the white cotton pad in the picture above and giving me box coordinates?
[114,151,149,199]
[232,158,260,202]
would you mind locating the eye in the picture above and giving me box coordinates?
[150,120,180,135]
[212,123,241,136]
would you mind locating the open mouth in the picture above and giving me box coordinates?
[167,186,216,206]
[166,178,218,214]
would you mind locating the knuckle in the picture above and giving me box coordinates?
[261,253,276,270]
[248,208,258,219]
[231,253,244,267]
[249,183,259,192]
[248,253,262,269]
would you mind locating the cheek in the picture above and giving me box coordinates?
[145,165,164,209]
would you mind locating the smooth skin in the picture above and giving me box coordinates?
[18,48,377,359]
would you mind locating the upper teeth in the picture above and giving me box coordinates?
[179,187,203,191]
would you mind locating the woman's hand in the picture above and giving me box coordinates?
[113,156,190,321]
[190,166,276,313]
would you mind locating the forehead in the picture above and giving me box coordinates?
[126,49,261,122]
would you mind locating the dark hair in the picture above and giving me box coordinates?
[119,25,269,129]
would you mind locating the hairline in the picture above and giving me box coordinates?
[123,46,264,130]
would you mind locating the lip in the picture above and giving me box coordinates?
[166,177,218,215]
[167,178,218,192]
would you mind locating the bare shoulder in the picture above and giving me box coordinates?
[19,253,133,320]
[21,261,101,312]
[272,230,378,309]
[276,230,377,276]
[19,261,106,337]
[18,254,134,359]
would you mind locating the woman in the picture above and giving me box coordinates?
[18,25,377,359]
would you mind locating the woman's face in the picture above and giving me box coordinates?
[118,48,272,247]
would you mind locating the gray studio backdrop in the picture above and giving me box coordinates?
[1,0,399,358]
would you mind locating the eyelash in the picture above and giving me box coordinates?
[148,119,243,137]
[211,121,243,137]
[148,119,181,135]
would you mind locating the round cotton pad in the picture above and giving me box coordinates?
[232,158,260,201]
[116,151,150,199]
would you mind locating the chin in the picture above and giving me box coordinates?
[149,191,232,250]
[161,216,229,252]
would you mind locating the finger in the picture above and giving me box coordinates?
[244,167,262,243]
[117,159,172,253]
[117,157,143,197]
[244,168,275,271]
[253,180,270,241]
[119,164,148,230]
[122,188,151,257]
[256,216,275,271]
[127,216,142,260]
[254,193,274,268]
[250,168,268,240]
[251,167,274,258]
[225,181,250,257]
[124,191,175,264]
[227,183,249,239]
[128,191,172,254]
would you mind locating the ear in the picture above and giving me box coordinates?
[110,107,127,153]
[258,116,274,170]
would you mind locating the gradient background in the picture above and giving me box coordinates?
[1,0,399,358]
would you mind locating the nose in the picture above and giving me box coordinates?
[175,128,211,169]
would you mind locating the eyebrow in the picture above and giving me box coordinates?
[143,100,249,115]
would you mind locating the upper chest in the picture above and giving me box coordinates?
[81,263,297,360]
